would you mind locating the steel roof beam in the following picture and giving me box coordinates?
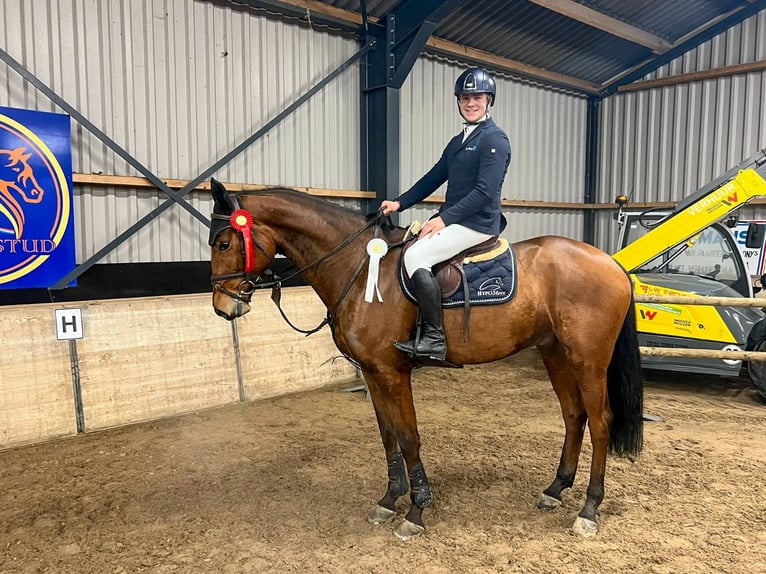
[600,0,766,97]
[244,0,598,93]
[528,0,672,54]
[228,0,362,33]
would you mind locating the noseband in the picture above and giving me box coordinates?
[211,274,258,304]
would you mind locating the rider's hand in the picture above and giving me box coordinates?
[380,200,401,216]
[419,216,446,238]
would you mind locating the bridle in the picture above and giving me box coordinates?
[210,200,388,334]
[209,208,274,304]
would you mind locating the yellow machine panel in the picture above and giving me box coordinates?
[632,277,737,344]
[614,168,766,273]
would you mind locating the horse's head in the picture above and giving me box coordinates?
[0,147,45,203]
[0,147,46,238]
[208,179,277,320]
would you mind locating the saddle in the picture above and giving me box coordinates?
[401,236,505,298]
[399,236,515,343]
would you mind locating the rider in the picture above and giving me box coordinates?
[381,67,512,362]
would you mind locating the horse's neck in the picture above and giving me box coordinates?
[258,195,368,301]
[270,207,360,263]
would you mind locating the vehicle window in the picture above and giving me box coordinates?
[628,223,739,282]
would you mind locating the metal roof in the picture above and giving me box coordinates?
[234,0,766,96]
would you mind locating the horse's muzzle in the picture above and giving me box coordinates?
[212,291,252,321]
[215,307,236,321]
[213,303,251,321]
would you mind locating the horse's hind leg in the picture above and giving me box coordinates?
[573,370,612,537]
[539,343,612,537]
[364,370,432,541]
[537,344,588,510]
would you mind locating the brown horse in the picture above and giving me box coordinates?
[208,180,643,540]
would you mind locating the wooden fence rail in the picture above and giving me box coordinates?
[634,293,766,361]
[635,294,766,307]
[640,347,763,361]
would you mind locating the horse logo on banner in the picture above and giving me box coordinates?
[0,107,75,288]
[0,147,46,238]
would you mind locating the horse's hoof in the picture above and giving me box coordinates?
[537,493,562,510]
[572,516,599,537]
[394,519,425,541]
[367,505,397,525]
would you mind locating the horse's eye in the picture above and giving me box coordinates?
[219,241,230,251]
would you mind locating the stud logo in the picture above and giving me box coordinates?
[0,107,74,288]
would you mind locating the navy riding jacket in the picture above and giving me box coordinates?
[396,117,511,235]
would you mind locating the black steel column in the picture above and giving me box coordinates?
[360,15,400,217]
[583,96,600,245]
[359,0,464,217]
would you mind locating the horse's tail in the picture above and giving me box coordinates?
[606,292,644,457]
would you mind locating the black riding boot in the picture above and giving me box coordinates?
[395,269,447,361]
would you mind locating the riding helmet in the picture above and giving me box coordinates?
[454,68,496,106]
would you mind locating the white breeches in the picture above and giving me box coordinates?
[403,223,493,277]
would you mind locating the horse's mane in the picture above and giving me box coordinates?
[237,187,401,235]
[239,187,361,215]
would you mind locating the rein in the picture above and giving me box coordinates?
[269,253,370,335]
[211,208,388,335]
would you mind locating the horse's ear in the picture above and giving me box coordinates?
[211,178,235,215]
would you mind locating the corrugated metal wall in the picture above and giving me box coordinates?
[8,0,760,264]
[0,0,361,263]
[399,56,589,243]
[595,10,766,254]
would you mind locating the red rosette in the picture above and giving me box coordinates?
[229,209,254,232]
[229,209,256,272]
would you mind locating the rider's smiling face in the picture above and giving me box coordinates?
[459,93,489,123]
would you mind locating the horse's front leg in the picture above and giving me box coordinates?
[364,370,433,541]
[366,416,408,525]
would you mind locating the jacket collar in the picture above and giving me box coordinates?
[463,117,493,146]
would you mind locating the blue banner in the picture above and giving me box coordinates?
[0,106,75,288]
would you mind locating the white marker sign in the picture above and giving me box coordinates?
[55,308,84,340]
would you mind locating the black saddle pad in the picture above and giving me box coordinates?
[399,244,518,307]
